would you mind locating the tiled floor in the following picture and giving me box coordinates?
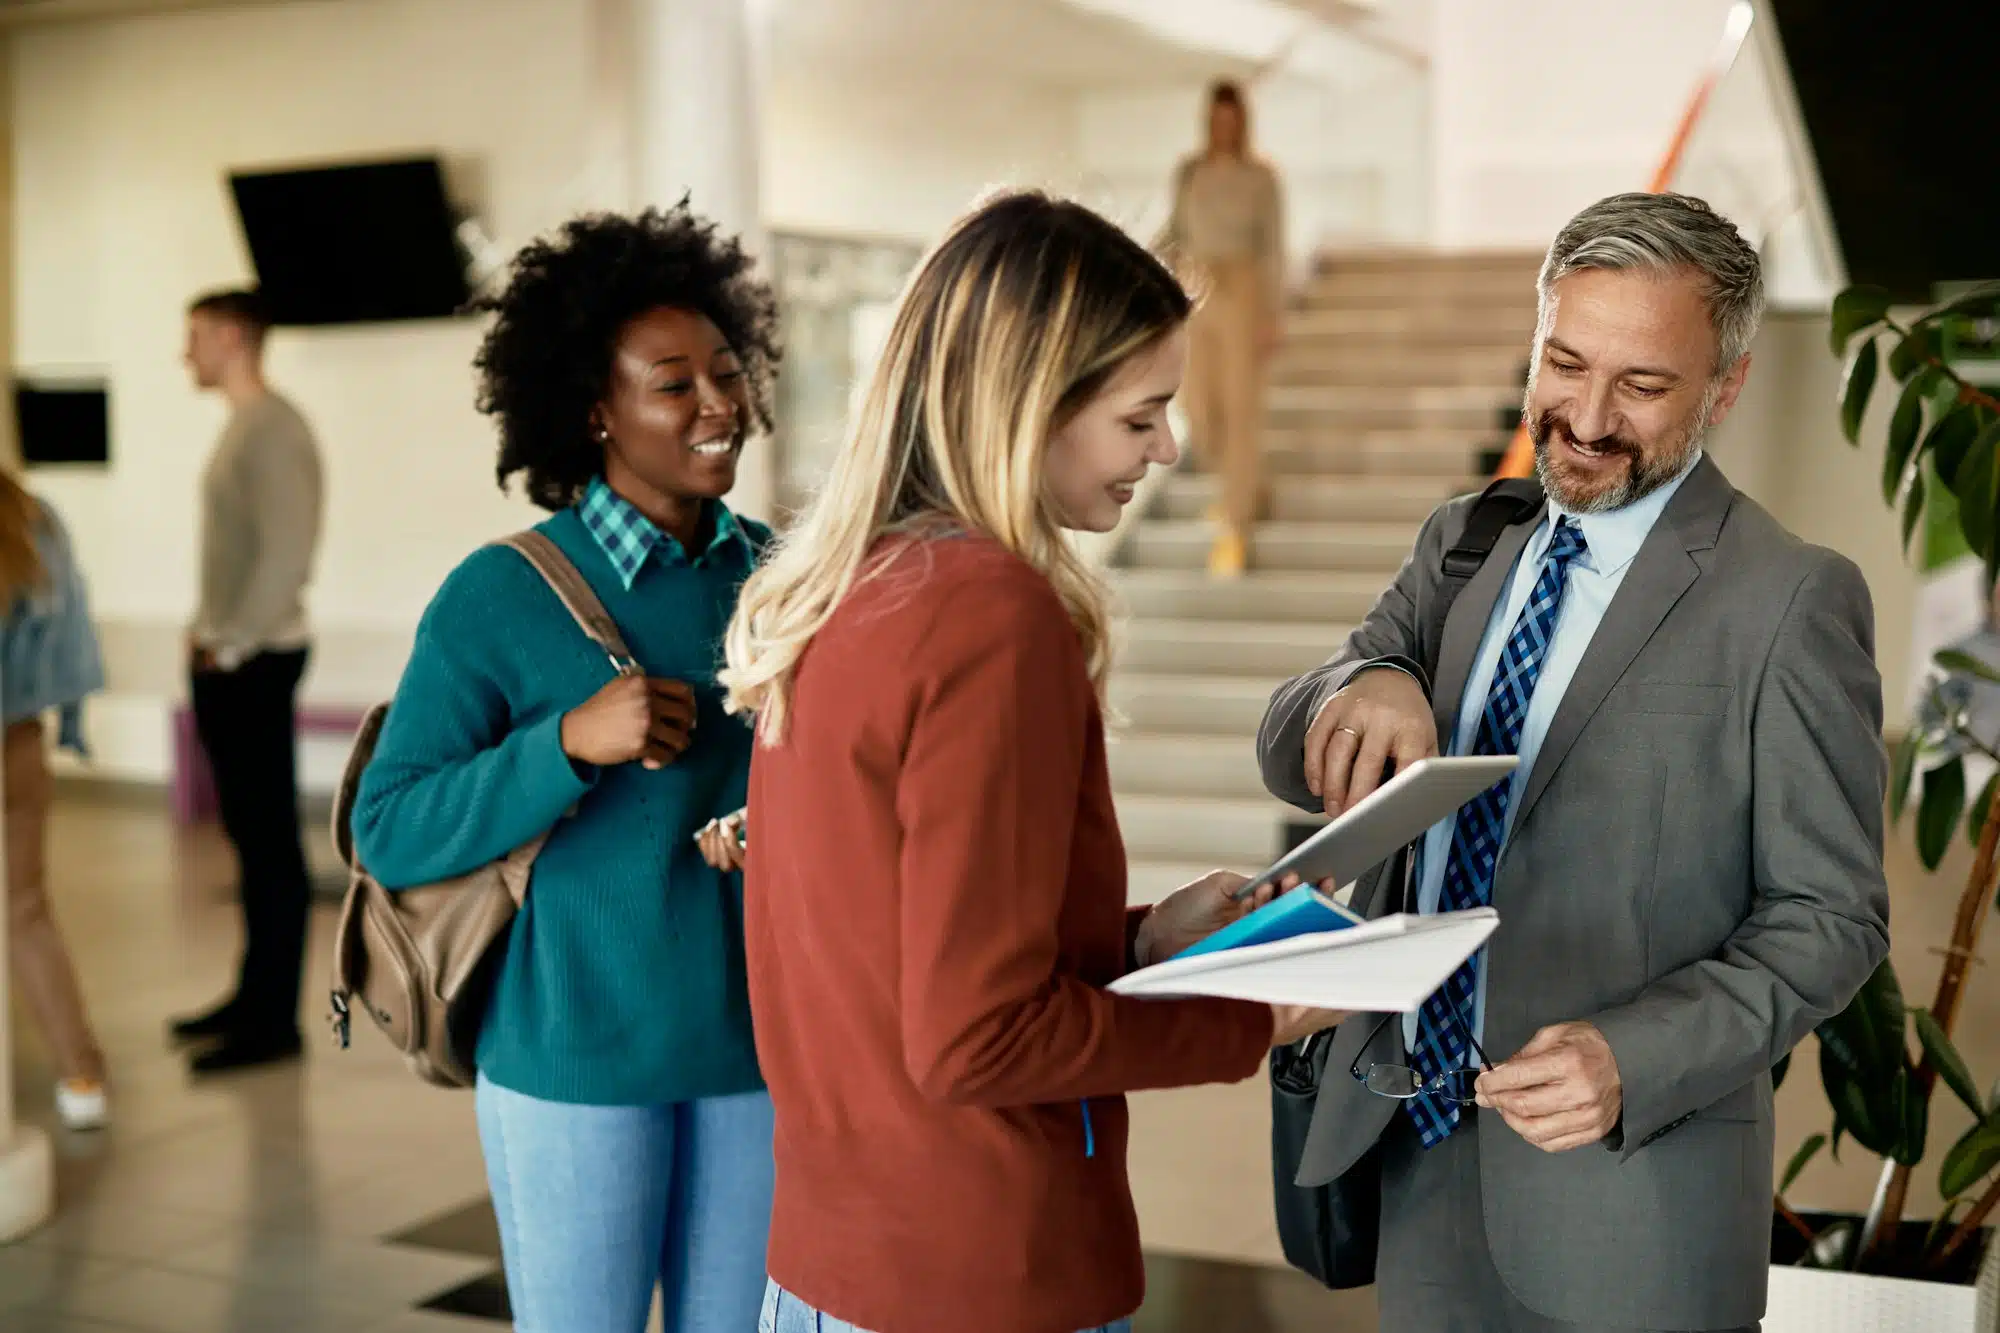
[2,790,1988,1331]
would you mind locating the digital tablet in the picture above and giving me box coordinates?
[1232,755,1519,900]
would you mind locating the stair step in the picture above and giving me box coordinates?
[1125,520,1416,575]
[1268,385,1506,432]
[1121,616,1345,676]
[1111,568,1388,623]
[1312,249,1543,279]
[1109,731,1273,800]
[1307,272,1538,310]
[1110,673,1284,736]
[1115,793,1317,867]
[1286,308,1536,345]
[1260,431,1493,478]
[1160,474,1466,523]
[1127,860,1246,907]
[1268,348,1524,389]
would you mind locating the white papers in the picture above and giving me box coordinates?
[1109,907,1498,1011]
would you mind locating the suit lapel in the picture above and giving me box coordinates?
[1510,457,1735,830]
[1430,508,1545,745]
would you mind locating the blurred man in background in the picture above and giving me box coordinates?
[169,288,324,1075]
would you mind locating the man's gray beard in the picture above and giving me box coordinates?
[1528,378,1719,515]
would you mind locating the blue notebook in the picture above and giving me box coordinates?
[1171,886,1363,961]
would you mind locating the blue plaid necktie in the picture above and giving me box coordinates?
[1405,517,1588,1146]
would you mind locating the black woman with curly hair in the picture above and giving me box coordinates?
[351,205,782,1333]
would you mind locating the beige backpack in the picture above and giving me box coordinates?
[327,530,638,1087]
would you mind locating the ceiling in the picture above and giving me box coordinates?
[764,0,1257,88]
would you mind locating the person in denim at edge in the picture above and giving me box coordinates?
[0,473,112,1132]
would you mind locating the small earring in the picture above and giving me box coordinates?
[595,426,610,444]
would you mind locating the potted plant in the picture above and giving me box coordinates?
[1762,281,2000,1331]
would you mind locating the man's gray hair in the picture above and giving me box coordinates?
[1538,192,1767,369]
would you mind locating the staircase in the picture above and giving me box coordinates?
[1109,250,1544,902]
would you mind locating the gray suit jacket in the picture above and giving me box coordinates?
[1256,458,1890,1329]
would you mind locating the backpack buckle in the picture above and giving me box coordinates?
[329,991,352,1050]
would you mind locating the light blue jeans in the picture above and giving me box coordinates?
[759,1281,1133,1333]
[475,1073,775,1333]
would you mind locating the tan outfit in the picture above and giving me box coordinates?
[1162,154,1285,536]
[7,715,105,1083]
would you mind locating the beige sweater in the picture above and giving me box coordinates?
[1160,152,1286,314]
[192,390,324,666]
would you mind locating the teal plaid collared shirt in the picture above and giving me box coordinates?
[577,475,757,590]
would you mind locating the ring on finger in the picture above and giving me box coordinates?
[1334,725,1362,739]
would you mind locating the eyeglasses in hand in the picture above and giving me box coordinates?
[1349,1006,1492,1105]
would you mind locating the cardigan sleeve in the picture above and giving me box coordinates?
[894,563,1272,1107]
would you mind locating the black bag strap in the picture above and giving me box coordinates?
[1421,477,1546,674]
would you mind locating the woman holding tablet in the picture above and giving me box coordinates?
[722,191,1342,1333]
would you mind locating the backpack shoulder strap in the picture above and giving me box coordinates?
[500,530,641,675]
[330,701,389,870]
[1421,477,1546,673]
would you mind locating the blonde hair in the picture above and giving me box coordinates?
[0,472,45,607]
[723,190,1191,743]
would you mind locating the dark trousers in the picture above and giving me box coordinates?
[190,647,310,1037]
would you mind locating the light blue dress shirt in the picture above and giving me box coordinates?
[1402,454,1702,1058]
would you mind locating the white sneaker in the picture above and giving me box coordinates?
[55,1079,108,1132]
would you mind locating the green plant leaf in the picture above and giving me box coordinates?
[1920,757,1969,870]
[1781,1132,1827,1195]
[1841,339,1880,444]
[1902,466,1927,554]
[1892,324,1939,381]
[1830,286,1894,356]
[1953,420,2000,561]
[1897,1064,1931,1166]
[1885,375,1929,502]
[1970,772,2000,848]
[1941,1111,2000,1199]
[1830,1118,1845,1162]
[1820,1054,1888,1155]
[1916,1008,1985,1118]
[1925,1199,1968,1257]
[1936,649,2000,685]
[1890,730,1922,823]
[1927,405,1984,487]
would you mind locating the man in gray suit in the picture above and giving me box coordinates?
[1258,193,1889,1332]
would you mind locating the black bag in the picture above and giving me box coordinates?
[1268,476,1545,1289]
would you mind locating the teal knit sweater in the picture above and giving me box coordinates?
[351,506,767,1106]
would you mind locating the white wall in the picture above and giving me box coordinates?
[762,62,1077,244]
[12,0,598,780]
[1428,0,1748,248]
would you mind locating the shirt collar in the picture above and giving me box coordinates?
[577,476,754,591]
[1540,450,1703,578]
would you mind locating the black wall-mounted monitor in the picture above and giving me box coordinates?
[14,380,110,467]
[228,156,471,326]
[1769,1,2000,301]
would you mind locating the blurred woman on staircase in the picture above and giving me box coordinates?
[1159,79,1286,579]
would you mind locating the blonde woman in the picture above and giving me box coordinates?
[1159,79,1286,579]
[0,474,111,1130]
[722,191,1341,1333]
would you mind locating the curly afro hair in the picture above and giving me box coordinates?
[472,204,782,512]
